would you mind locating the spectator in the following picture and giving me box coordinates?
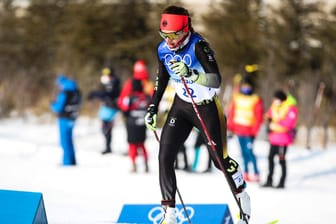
[262,90,298,189]
[227,76,263,182]
[118,60,154,111]
[119,79,151,173]
[50,75,82,166]
[88,67,120,155]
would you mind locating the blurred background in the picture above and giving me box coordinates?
[0,0,335,148]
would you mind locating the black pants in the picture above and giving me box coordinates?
[102,120,113,151]
[266,144,287,185]
[159,96,244,206]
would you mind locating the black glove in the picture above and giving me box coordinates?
[145,104,158,131]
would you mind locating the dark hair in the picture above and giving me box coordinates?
[241,76,255,88]
[162,5,194,32]
[274,90,287,102]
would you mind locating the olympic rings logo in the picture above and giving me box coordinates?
[148,206,195,224]
[163,54,193,67]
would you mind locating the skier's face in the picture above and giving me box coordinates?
[160,29,188,49]
[159,14,190,50]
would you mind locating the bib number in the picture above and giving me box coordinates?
[183,87,196,98]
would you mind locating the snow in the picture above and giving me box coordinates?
[0,115,335,224]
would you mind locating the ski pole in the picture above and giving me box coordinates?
[153,130,192,224]
[180,77,249,223]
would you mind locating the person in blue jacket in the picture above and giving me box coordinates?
[51,75,82,166]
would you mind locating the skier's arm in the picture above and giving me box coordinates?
[193,40,222,88]
[145,55,170,131]
[150,57,170,108]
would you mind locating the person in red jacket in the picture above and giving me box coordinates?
[118,60,154,111]
[227,76,263,182]
[118,79,151,173]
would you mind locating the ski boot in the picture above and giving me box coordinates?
[160,207,177,224]
[236,191,251,224]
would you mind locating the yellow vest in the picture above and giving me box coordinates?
[233,93,259,127]
[270,101,291,122]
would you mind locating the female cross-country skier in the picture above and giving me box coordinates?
[145,5,251,224]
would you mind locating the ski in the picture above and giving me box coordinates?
[236,213,278,224]
[266,220,279,224]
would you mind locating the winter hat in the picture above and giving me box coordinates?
[101,67,115,84]
[101,67,114,76]
[245,64,258,74]
[133,60,149,80]
[160,13,189,32]
[56,74,67,86]
[274,90,287,102]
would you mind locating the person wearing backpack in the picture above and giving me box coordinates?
[88,67,121,155]
[51,75,82,166]
[119,79,151,173]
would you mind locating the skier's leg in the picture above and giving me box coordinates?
[195,100,250,222]
[198,100,246,193]
[159,108,192,208]
[219,106,251,222]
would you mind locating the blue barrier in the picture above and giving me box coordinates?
[0,189,48,224]
[118,203,233,224]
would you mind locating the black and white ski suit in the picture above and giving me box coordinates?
[150,32,246,207]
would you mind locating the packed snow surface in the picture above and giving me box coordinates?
[0,116,335,224]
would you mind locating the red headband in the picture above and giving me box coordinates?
[160,14,189,32]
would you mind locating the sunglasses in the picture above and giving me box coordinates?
[159,25,188,40]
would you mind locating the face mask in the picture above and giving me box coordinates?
[240,86,252,95]
[100,75,110,85]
